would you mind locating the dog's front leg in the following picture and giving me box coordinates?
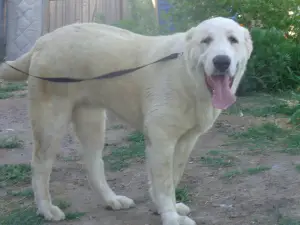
[146,129,196,225]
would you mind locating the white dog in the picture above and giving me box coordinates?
[0,17,252,225]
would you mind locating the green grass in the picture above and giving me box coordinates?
[225,93,298,118]
[280,133,300,155]
[0,82,27,99]
[246,166,271,175]
[7,188,34,197]
[295,164,300,172]
[0,207,44,225]
[279,217,300,225]
[229,122,300,155]
[232,122,285,141]
[0,200,85,225]
[54,199,71,210]
[109,124,125,129]
[232,101,295,118]
[104,131,145,171]
[127,131,144,143]
[0,136,24,149]
[200,150,236,168]
[0,164,31,186]
[0,82,27,92]
[65,211,86,220]
[0,92,13,99]
[222,166,271,179]
[175,187,190,203]
[221,170,243,179]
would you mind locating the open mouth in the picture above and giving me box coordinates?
[205,74,235,110]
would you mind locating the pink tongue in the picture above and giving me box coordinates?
[210,76,236,109]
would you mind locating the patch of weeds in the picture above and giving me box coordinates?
[0,164,31,186]
[0,207,44,225]
[207,150,224,156]
[54,199,71,210]
[127,131,144,143]
[221,170,243,179]
[104,131,145,171]
[63,155,81,162]
[242,102,295,117]
[279,217,300,225]
[225,95,295,117]
[0,82,27,92]
[280,133,300,155]
[229,122,300,154]
[200,150,236,168]
[0,200,85,225]
[7,188,34,197]
[17,93,27,98]
[0,136,24,149]
[289,109,300,125]
[233,122,285,141]
[104,143,145,171]
[175,187,190,203]
[110,124,125,129]
[0,92,13,99]
[222,166,270,179]
[0,82,27,99]
[246,166,271,175]
[65,211,86,220]
[295,164,300,172]
[53,200,85,221]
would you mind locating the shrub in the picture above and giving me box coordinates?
[167,0,300,41]
[238,27,300,94]
[111,0,159,35]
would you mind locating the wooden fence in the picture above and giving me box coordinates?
[43,0,131,34]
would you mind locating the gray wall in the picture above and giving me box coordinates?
[6,0,43,60]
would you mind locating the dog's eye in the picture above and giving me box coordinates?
[201,37,212,44]
[228,36,238,44]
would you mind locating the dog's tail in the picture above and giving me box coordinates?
[0,49,33,81]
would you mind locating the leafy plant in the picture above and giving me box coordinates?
[238,27,300,94]
[111,0,159,35]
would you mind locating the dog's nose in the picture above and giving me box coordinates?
[213,55,231,72]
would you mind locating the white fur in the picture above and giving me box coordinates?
[0,17,252,225]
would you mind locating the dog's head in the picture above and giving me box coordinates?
[184,17,253,109]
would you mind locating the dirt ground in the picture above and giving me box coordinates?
[1,87,300,225]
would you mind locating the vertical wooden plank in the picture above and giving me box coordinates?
[119,0,123,20]
[54,0,58,29]
[65,0,69,24]
[88,0,92,22]
[49,1,55,32]
[81,0,84,22]
[0,0,6,59]
[42,0,50,34]
[91,0,97,22]
[74,0,77,22]
[60,0,64,27]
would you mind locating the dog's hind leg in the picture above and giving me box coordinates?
[72,107,135,210]
[30,98,72,221]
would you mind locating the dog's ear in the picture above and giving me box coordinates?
[243,27,253,59]
[186,27,196,41]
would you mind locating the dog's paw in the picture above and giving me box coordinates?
[37,203,65,221]
[106,195,135,210]
[176,202,191,216]
[162,212,196,225]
